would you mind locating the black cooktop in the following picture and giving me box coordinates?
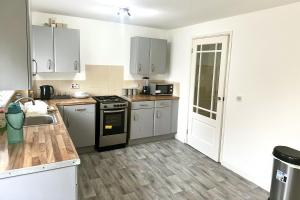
[94,95,126,104]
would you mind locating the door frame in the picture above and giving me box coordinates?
[186,31,233,163]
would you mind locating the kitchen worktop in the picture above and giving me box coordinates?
[122,95,180,102]
[0,97,96,179]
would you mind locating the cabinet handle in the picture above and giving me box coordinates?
[66,114,70,128]
[156,111,160,119]
[32,59,38,76]
[133,114,137,121]
[138,64,142,72]
[151,64,155,73]
[48,59,52,70]
[75,108,86,112]
[74,61,78,71]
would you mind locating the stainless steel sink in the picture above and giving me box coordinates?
[24,113,57,126]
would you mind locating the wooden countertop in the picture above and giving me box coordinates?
[122,95,179,102]
[0,97,96,179]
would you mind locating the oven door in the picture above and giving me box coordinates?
[100,109,127,136]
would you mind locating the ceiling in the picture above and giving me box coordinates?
[31,0,299,29]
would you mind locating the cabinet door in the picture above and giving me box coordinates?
[154,106,172,136]
[63,104,95,148]
[54,28,80,73]
[150,39,167,75]
[0,0,31,90]
[130,108,154,139]
[171,100,179,133]
[130,37,150,75]
[32,26,54,73]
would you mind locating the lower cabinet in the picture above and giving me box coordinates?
[130,100,178,140]
[61,104,95,148]
[130,108,154,139]
[154,101,172,136]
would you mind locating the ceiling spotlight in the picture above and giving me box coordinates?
[118,8,131,17]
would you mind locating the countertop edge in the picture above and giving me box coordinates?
[0,158,80,180]
[122,95,180,102]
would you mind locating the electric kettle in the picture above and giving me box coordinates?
[40,85,54,100]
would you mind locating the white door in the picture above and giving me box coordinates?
[188,35,229,162]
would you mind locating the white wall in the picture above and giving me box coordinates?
[168,2,300,191]
[31,12,168,80]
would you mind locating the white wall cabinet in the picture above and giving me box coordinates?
[62,104,95,148]
[130,37,167,76]
[130,100,178,140]
[0,0,32,90]
[31,26,80,74]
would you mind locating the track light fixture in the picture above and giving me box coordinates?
[118,8,131,17]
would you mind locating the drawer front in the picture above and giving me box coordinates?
[155,100,172,108]
[132,101,155,109]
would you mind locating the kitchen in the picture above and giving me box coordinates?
[1,0,300,199]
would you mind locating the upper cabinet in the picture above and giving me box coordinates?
[32,26,54,73]
[150,38,167,75]
[32,26,80,74]
[0,0,32,90]
[130,37,167,76]
[54,28,80,73]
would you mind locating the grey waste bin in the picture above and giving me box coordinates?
[269,146,300,200]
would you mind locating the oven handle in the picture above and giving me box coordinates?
[103,109,125,113]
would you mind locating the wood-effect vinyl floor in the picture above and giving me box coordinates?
[78,139,269,200]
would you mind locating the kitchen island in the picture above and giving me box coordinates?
[0,97,96,200]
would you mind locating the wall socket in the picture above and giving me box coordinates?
[71,83,80,89]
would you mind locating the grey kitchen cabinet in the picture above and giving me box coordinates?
[63,104,95,148]
[130,37,167,76]
[32,26,54,73]
[0,0,32,90]
[130,101,154,139]
[31,26,80,73]
[171,100,179,133]
[130,109,154,139]
[150,39,167,74]
[130,37,150,76]
[154,100,172,136]
[54,28,80,73]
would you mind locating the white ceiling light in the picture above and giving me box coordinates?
[117,8,131,17]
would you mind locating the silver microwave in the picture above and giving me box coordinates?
[149,83,173,96]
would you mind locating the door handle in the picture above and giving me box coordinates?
[217,97,224,101]
[66,114,70,128]
[32,59,38,76]
[138,64,142,72]
[156,111,160,118]
[75,108,86,112]
[133,113,137,121]
[74,61,78,71]
[151,64,155,73]
[48,59,52,70]
[103,109,125,113]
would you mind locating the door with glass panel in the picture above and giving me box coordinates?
[188,35,229,162]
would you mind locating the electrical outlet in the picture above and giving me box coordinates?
[71,83,80,89]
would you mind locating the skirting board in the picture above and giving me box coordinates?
[129,133,176,146]
[221,161,270,192]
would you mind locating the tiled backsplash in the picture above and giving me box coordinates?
[32,65,180,98]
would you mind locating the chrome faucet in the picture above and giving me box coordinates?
[15,97,35,105]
